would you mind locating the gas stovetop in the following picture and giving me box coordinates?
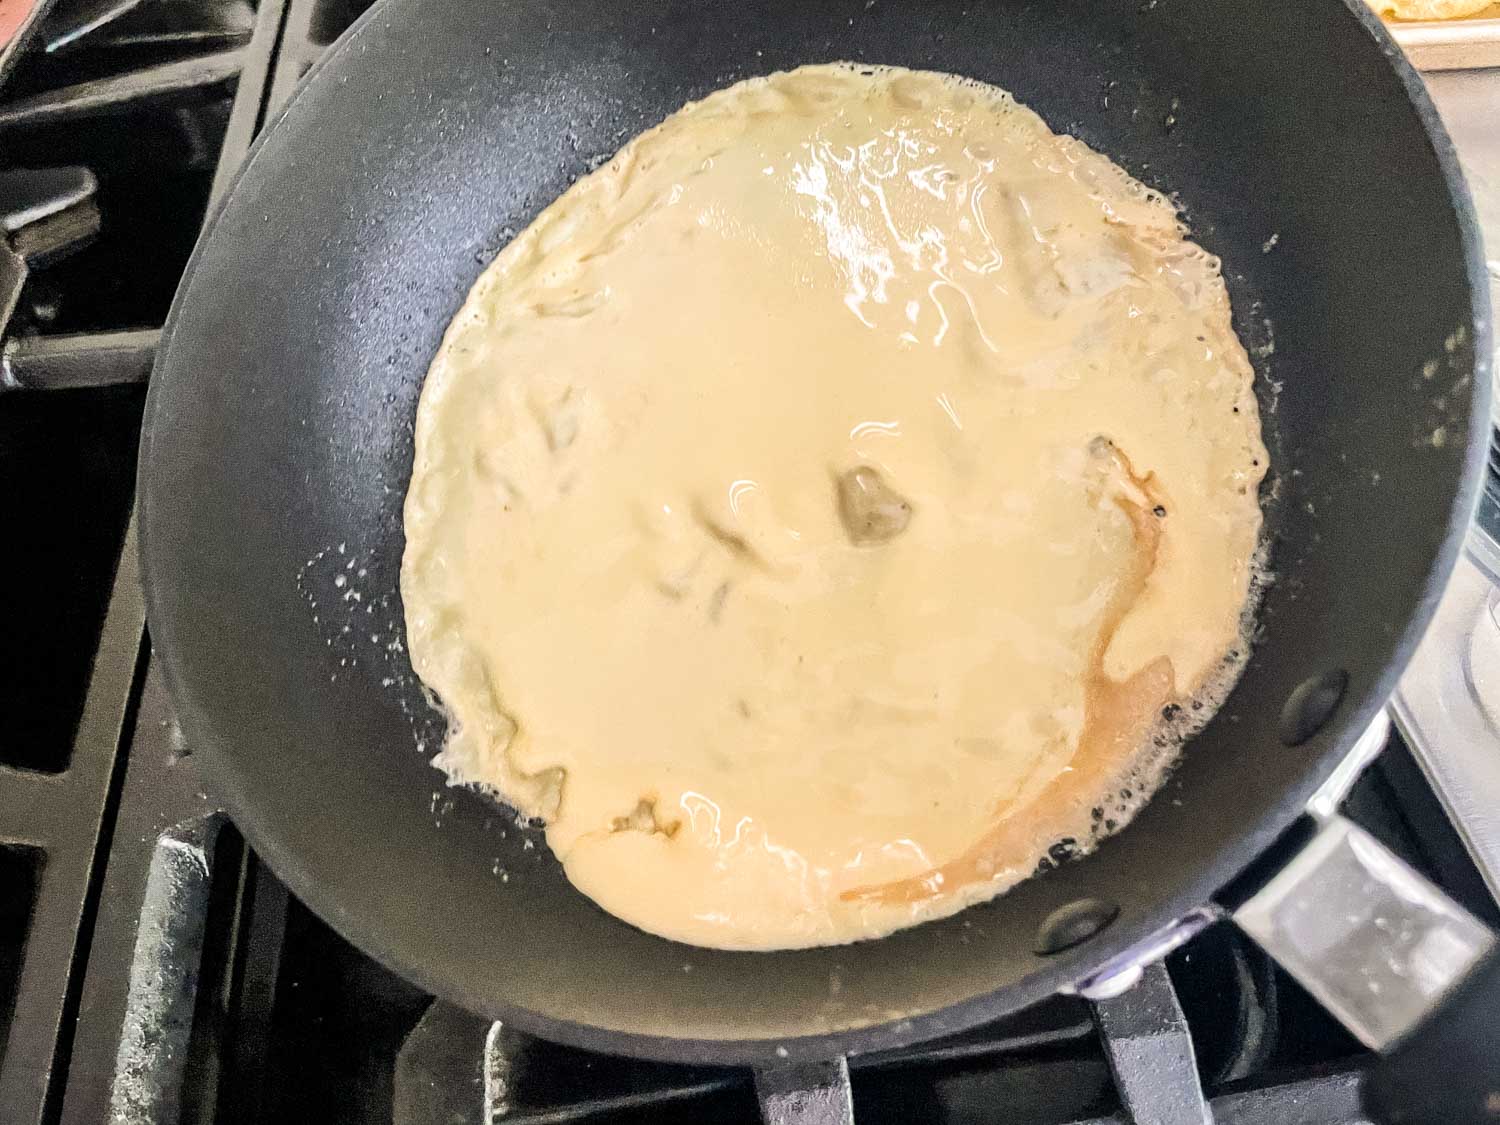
[2,4,1498,1124]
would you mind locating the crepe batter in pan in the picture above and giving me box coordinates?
[401,64,1266,949]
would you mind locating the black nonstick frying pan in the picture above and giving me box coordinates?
[139,0,1495,1118]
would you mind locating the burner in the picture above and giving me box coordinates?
[1,5,1498,1123]
[0,165,98,339]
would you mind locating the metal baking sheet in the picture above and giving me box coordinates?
[1387,5,1500,70]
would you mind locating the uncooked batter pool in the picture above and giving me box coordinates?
[400,64,1267,950]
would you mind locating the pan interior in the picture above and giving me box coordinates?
[139,0,1488,1062]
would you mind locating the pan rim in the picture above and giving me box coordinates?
[136,0,1494,1065]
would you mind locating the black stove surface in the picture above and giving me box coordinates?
[2,3,1496,1123]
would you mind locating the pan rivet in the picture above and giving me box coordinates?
[1278,669,1349,746]
[1034,898,1120,956]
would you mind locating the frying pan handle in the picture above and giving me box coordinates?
[1234,815,1500,1122]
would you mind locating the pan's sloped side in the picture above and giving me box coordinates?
[139,0,1490,1063]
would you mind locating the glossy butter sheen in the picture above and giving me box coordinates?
[401,65,1267,949]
